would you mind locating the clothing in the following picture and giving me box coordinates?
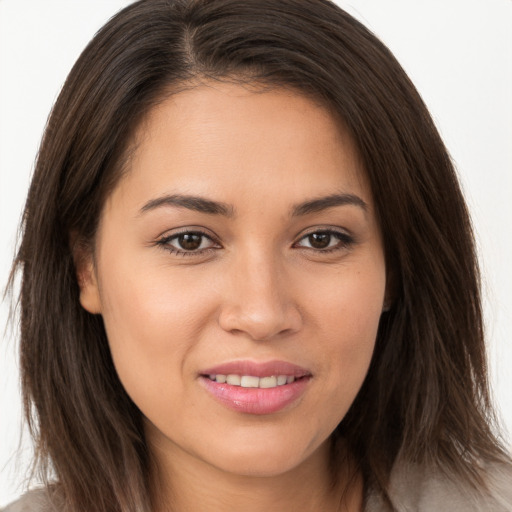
[3,463,512,511]
[1,490,54,512]
[365,462,512,511]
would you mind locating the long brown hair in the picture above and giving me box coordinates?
[10,0,508,510]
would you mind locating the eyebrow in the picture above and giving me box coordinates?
[140,194,234,217]
[291,193,368,216]
[139,192,367,218]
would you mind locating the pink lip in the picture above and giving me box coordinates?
[199,360,312,415]
[200,360,310,378]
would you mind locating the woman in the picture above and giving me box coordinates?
[4,0,511,510]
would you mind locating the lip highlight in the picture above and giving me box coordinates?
[200,360,311,378]
[199,360,312,415]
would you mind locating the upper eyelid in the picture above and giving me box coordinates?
[157,226,352,240]
[158,227,219,242]
[294,226,352,240]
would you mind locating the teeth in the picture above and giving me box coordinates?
[208,374,299,389]
[277,375,287,385]
[240,376,259,388]
[226,374,241,385]
[259,376,277,388]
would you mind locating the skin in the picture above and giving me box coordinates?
[78,82,387,511]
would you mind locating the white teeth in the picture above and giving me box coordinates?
[277,375,287,386]
[208,374,299,388]
[226,374,241,385]
[240,376,259,388]
[259,376,277,388]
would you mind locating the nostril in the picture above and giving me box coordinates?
[218,303,302,341]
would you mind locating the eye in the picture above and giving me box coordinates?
[157,230,219,255]
[295,230,354,252]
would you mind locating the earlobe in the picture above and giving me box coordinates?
[382,266,397,313]
[78,260,102,314]
[72,236,102,314]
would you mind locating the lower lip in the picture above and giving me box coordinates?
[200,376,311,415]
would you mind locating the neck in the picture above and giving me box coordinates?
[149,435,363,512]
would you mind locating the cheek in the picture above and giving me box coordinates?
[309,258,384,332]
[95,252,218,410]
[304,262,385,397]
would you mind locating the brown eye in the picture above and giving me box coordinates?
[295,230,354,252]
[158,230,218,254]
[308,233,331,249]
[178,233,203,251]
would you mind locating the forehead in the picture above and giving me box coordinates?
[109,82,371,214]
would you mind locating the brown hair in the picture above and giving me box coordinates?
[10,0,509,510]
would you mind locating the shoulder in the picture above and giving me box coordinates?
[1,489,56,512]
[366,460,512,512]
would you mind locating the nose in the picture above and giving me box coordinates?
[218,249,302,341]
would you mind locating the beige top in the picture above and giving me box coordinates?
[3,462,512,511]
[366,461,512,511]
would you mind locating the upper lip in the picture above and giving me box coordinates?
[200,360,311,378]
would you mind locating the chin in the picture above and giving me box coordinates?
[213,457,306,479]
[200,430,329,478]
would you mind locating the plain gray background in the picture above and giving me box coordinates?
[1,0,511,506]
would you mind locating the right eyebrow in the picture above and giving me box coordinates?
[139,194,235,217]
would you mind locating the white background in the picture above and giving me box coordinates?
[1,0,511,506]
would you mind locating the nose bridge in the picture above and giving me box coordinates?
[218,243,301,340]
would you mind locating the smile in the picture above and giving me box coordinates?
[206,374,296,388]
[199,360,312,415]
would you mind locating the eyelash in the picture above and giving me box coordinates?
[294,229,355,254]
[155,228,355,257]
[156,229,220,257]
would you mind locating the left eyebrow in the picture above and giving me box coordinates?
[291,193,368,217]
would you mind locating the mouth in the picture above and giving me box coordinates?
[203,373,304,388]
[199,360,312,415]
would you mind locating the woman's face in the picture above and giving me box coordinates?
[79,82,387,478]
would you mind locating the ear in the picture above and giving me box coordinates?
[71,234,102,314]
[382,266,397,313]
